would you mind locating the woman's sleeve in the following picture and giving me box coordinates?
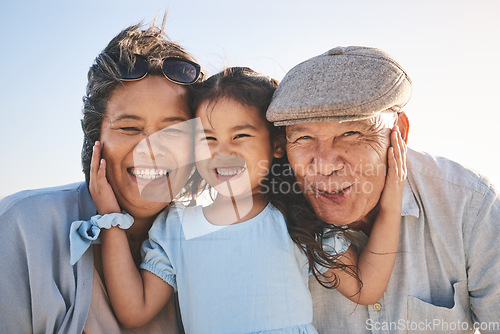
[0,199,35,333]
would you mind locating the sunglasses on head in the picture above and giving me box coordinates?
[116,54,201,85]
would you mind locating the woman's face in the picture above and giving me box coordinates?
[100,76,193,218]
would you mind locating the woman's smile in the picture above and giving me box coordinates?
[100,76,193,215]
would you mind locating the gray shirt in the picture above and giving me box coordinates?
[310,149,500,333]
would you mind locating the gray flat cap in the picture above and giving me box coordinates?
[267,46,412,126]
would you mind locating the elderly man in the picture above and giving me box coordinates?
[267,47,500,333]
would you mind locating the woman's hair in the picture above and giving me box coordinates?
[189,66,280,197]
[81,21,204,184]
[190,66,360,291]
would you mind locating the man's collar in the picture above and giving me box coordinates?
[401,177,419,218]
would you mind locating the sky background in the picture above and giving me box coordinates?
[1,0,499,198]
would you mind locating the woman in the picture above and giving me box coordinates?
[0,22,203,333]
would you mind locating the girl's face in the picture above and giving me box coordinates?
[195,97,281,199]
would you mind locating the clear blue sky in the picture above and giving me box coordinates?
[1,0,499,197]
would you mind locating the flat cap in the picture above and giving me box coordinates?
[267,46,412,126]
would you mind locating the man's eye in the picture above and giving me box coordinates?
[295,135,312,142]
[342,131,361,137]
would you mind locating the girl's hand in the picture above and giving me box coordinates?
[379,125,407,215]
[89,141,121,214]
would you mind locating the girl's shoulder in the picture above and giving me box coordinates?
[149,203,192,235]
[150,204,210,239]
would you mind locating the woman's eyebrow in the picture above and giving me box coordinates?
[109,115,189,123]
[109,114,143,122]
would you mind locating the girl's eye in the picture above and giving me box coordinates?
[234,134,251,139]
[200,136,216,141]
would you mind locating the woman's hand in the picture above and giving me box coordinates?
[379,125,407,215]
[89,141,121,214]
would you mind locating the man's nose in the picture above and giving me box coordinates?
[310,146,344,176]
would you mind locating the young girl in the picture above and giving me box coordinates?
[90,67,406,333]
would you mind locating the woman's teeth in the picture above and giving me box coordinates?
[130,168,169,180]
[216,167,245,176]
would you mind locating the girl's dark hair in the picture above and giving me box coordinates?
[190,66,361,291]
[189,66,280,198]
[270,159,361,291]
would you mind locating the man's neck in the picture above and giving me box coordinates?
[348,204,380,235]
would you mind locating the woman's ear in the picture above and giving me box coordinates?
[397,112,410,144]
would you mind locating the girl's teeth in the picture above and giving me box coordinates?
[216,167,245,176]
[131,168,168,180]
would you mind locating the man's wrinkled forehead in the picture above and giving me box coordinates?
[286,112,397,135]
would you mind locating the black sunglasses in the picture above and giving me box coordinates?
[116,54,201,85]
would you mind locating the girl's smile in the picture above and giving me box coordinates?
[195,97,280,199]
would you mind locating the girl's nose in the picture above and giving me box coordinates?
[213,142,233,156]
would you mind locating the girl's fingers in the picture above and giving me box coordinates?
[389,130,399,178]
[89,141,101,191]
[395,131,404,181]
[399,133,407,180]
[389,126,406,182]
[387,146,396,173]
[90,142,101,176]
[395,127,407,181]
[97,158,107,188]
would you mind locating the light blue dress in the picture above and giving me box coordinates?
[140,203,350,334]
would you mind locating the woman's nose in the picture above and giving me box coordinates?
[133,136,162,161]
[134,127,174,161]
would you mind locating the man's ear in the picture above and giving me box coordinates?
[397,112,410,144]
[274,145,285,159]
[273,133,286,159]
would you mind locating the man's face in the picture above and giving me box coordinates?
[286,115,394,226]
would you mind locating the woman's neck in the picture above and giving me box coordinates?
[125,215,155,243]
[203,193,268,226]
[123,204,170,242]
